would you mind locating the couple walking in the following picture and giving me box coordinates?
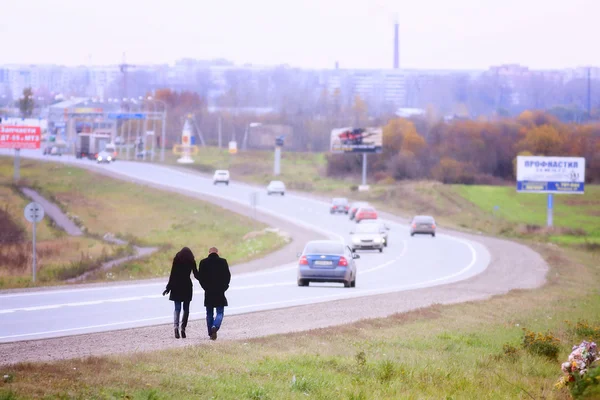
[162,246,231,340]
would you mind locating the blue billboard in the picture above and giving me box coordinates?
[516,156,585,194]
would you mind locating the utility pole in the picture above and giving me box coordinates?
[190,115,206,146]
[218,115,222,149]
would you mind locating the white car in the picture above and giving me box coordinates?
[267,180,286,196]
[96,150,113,164]
[213,170,230,185]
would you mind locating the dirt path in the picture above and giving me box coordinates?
[19,187,162,284]
[21,187,83,236]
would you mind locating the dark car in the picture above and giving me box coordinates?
[297,240,359,288]
[410,215,437,237]
[349,201,369,220]
[330,197,349,214]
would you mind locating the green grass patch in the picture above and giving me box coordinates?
[0,157,287,288]
[455,185,600,244]
[165,146,351,192]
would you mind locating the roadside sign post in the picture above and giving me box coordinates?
[362,153,367,187]
[516,156,585,228]
[14,149,20,181]
[0,125,42,182]
[330,127,382,192]
[24,202,44,283]
[273,136,284,176]
[547,194,554,227]
[250,192,258,220]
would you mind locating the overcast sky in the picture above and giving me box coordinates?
[2,0,597,70]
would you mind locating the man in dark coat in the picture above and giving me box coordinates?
[163,247,198,339]
[198,247,231,340]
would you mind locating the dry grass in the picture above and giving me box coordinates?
[0,157,287,288]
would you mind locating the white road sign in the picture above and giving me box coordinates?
[24,202,44,223]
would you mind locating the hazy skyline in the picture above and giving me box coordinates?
[2,0,598,69]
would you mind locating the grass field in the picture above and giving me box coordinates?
[0,157,287,288]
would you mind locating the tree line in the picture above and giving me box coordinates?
[326,110,600,184]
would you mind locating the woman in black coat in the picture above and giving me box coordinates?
[163,247,198,338]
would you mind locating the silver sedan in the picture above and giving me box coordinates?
[410,215,437,237]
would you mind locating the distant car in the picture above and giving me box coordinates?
[213,170,230,185]
[43,146,62,156]
[297,240,359,288]
[355,206,378,223]
[104,145,118,161]
[330,197,349,214]
[350,223,384,253]
[349,201,369,220]
[267,180,286,196]
[410,215,437,237]
[135,150,154,159]
[96,150,114,164]
[360,219,390,247]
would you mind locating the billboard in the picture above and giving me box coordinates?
[0,125,42,149]
[330,127,383,153]
[516,156,585,194]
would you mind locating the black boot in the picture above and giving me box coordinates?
[174,309,181,339]
[181,310,189,339]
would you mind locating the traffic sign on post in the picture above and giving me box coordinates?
[24,202,44,222]
[24,202,44,283]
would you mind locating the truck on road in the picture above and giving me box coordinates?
[75,133,111,160]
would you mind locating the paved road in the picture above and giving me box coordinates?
[0,150,490,342]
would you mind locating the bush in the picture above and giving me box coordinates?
[522,329,560,360]
[567,320,600,341]
[432,157,476,184]
[387,151,427,180]
[502,343,520,361]
[569,366,600,399]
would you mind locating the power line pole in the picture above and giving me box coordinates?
[218,115,222,149]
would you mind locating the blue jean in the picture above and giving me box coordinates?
[206,306,224,335]
[174,301,190,329]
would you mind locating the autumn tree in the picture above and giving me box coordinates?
[517,124,565,155]
[351,95,368,127]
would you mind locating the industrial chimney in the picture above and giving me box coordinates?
[393,16,399,69]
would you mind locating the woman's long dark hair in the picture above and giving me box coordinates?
[175,247,196,266]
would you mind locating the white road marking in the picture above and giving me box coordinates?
[0,253,482,341]
[0,264,298,300]
[359,240,408,275]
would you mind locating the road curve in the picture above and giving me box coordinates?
[0,150,548,364]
